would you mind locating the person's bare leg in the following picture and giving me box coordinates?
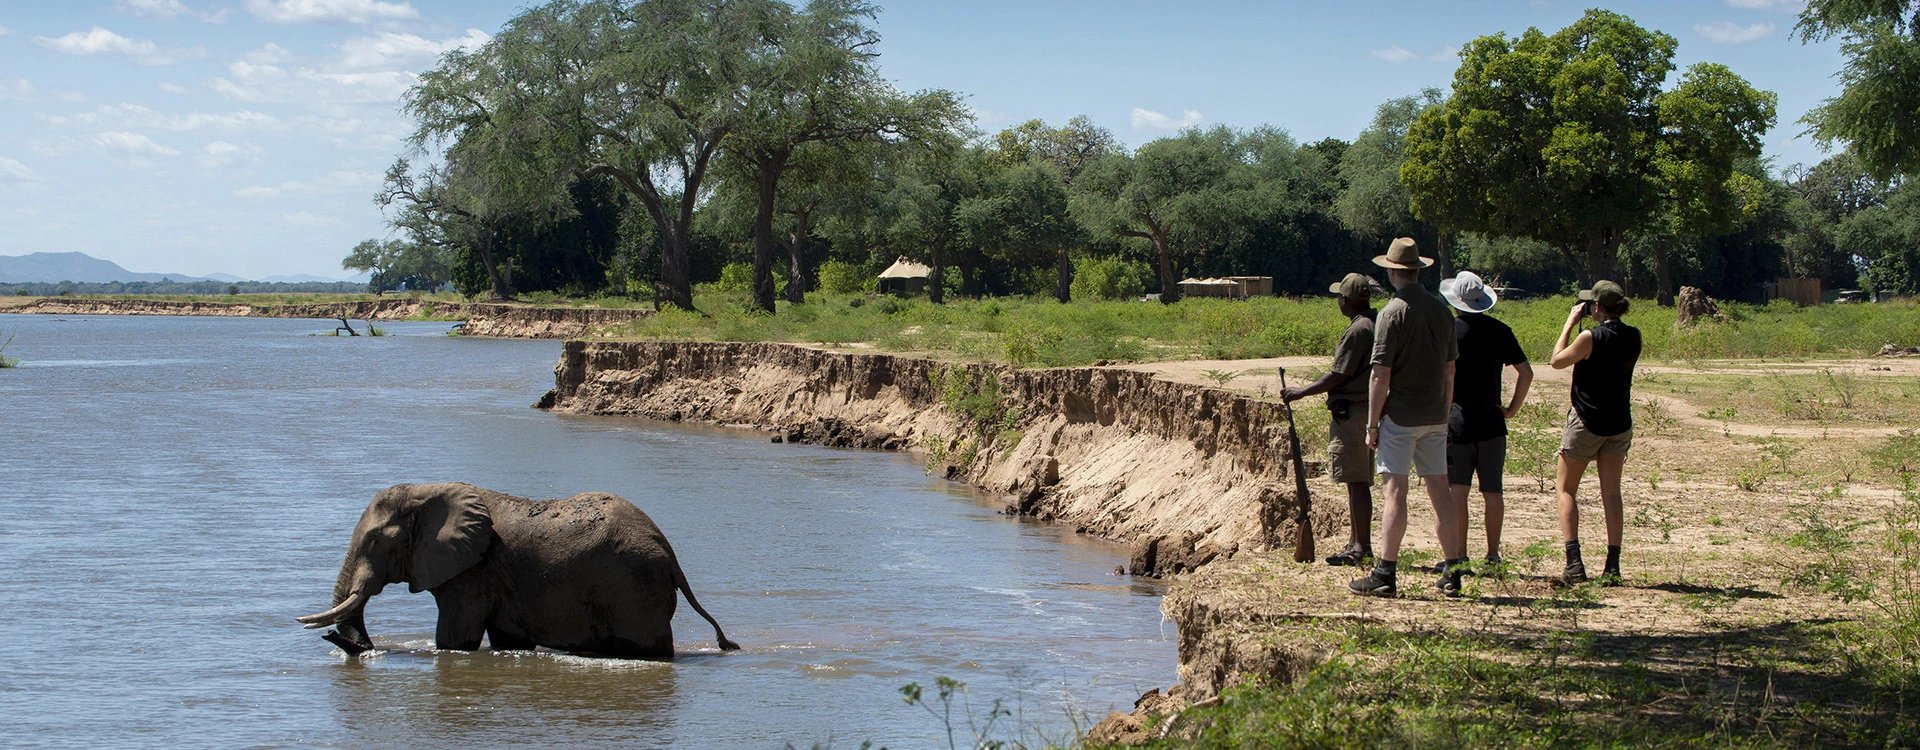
[1424,474,1464,561]
[1556,454,1591,543]
[1483,491,1505,558]
[1449,483,1471,557]
[1346,482,1373,551]
[1378,473,1409,562]
[1597,452,1626,546]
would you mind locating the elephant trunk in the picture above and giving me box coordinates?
[297,547,382,654]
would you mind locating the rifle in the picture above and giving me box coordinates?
[1279,368,1314,563]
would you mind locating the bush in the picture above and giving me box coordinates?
[1070,256,1153,300]
[815,260,869,296]
[713,262,755,295]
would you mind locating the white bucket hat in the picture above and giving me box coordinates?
[1439,271,1498,313]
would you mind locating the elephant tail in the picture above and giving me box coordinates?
[669,550,741,652]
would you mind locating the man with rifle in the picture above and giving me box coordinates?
[1283,272,1384,567]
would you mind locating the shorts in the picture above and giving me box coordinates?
[1446,435,1507,493]
[1559,410,1633,461]
[1376,415,1447,477]
[1326,410,1375,485]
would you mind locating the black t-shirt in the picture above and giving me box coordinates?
[1571,319,1642,437]
[1448,312,1528,443]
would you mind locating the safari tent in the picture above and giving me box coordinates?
[877,257,931,296]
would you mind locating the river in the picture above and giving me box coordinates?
[0,314,1176,749]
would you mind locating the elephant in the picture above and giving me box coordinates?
[296,482,740,659]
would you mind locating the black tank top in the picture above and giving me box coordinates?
[1571,319,1641,436]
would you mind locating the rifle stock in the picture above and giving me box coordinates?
[1280,369,1314,563]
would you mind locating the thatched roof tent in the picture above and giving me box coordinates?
[878,257,932,280]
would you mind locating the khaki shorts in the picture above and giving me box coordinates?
[1560,410,1633,461]
[1327,411,1374,485]
[1377,415,1448,478]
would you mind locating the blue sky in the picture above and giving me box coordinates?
[0,0,1841,280]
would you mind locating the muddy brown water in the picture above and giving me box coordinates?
[0,315,1174,749]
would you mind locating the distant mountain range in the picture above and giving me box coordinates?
[0,252,363,284]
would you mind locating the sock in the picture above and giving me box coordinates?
[1374,559,1397,578]
[1605,545,1621,573]
[1565,541,1583,566]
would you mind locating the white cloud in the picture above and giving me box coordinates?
[1695,21,1777,44]
[33,26,205,65]
[246,0,419,24]
[1130,107,1207,134]
[159,81,192,95]
[199,140,264,167]
[0,26,12,37]
[236,169,377,199]
[280,210,337,227]
[0,157,39,184]
[42,103,282,132]
[1,77,36,102]
[94,131,181,166]
[1371,45,1418,64]
[242,42,294,64]
[336,28,489,70]
[210,59,415,104]
[1725,0,1804,10]
[118,0,193,19]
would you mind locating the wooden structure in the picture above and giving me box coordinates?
[877,257,931,297]
[1177,276,1274,300]
[1765,277,1821,307]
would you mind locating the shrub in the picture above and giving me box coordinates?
[1069,256,1152,300]
[814,260,868,296]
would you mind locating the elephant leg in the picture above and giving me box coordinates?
[431,592,487,651]
[487,627,535,652]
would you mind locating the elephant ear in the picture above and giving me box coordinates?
[408,487,493,593]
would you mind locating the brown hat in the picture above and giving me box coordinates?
[1328,272,1383,300]
[1579,280,1626,308]
[1372,237,1433,270]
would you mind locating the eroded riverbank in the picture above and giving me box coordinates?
[2,297,652,338]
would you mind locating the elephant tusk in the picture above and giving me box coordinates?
[295,592,364,629]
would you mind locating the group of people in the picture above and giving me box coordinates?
[1282,237,1641,597]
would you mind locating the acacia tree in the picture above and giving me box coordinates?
[1072,126,1260,303]
[734,0,963,311]
[1798,0,1920,178]
[1405,11,1771,285]
[377,156,523,300]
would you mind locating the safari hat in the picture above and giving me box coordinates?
[1371,237,1433,270]
[1578,280,1626,308]
[1328,272,1384,301]
[1439,271,1497,313]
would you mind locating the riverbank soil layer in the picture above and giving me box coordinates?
[1,296,652,338]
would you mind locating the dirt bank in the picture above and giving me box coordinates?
[2,297,652,339]
[542,340,1329,571]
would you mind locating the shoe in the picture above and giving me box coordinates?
[1484,552,1503,567]
[1325,545,1370,567]
[1557,560,1589,586]
[1435,559,1464,597]
[1349,571,1398,597]
[1599,568,1622,587]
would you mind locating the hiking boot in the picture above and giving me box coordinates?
[1599,568,1622,587]
[1435,559,1465,597]
[1325,544,1370,567]
[1557,560,1589,586]
[1349,570,1398,598]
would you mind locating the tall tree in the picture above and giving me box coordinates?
[1071,126,1259,303]
[1405,10,1774,284]
[1647,63,1777,303]
[735,0,963,311]
[1338,89,1445,268]
[957,161,1080,301]
[1797,0,1920,178]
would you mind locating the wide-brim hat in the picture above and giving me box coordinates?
[1328,272,1384,300]
[1372,237,1433,270]
[1439,271,1497,313]
[1578,280,1626,308]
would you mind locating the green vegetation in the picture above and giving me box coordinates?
[1638,369,1920,425]
[0,329,16,368]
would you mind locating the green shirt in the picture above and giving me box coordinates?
[1369,284,1459,426]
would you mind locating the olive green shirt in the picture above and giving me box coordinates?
[1370,284,1459,426]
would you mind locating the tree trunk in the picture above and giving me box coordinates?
[1152,231,1181,303]
[1584,228,1621,285]
[959,261,977,299]
[928,237,946,304]
[1054,247,1073,303]
[750,151,787,314]
[1436,232,1454,281]
[1654,245,1675,307]
[782,210,811,305]
[476,228,511,301]
[656,225,695,312]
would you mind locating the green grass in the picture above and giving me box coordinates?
[602,288,1920,367]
